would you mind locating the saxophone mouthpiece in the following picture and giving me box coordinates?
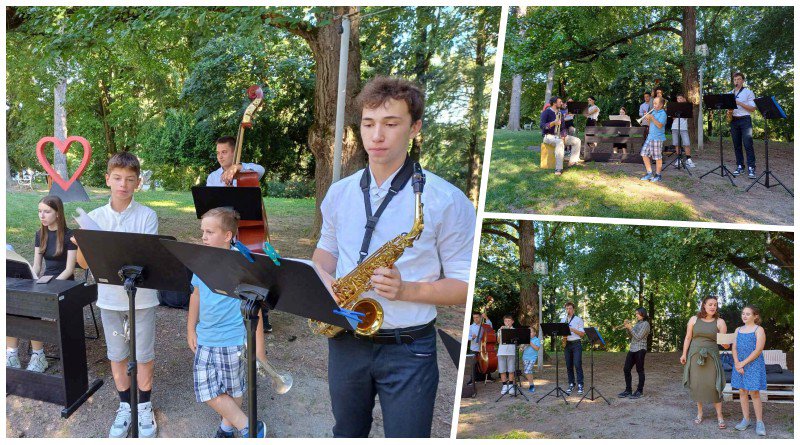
[412,163,426,194]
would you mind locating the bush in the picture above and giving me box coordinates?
[265,180,315,199]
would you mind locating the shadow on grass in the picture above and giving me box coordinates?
[485,130,698,220]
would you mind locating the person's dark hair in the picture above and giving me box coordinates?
[742,305,762,325]
[620,106,628,115]
[549,96,561,105]
[216,136,237,148]
[697,295,720,320]
[635,307,649,322]
[644,92,651,98]
[472,311,481,318]
[588,96,596,102]
[565,301,575,309]
[733,72,745,81]
[503,313,514,320]
[38,195,68,257]
[676,93,685,99]
[357,76,425,123]
[201,207,241,238]
[107,151,141,177]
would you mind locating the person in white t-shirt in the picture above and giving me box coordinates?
[671,94,695,168]
[728,72,758,178]
[496,314,518,396]
[73,152,159,438]
[312,76,475,438]
[561,301,586,396]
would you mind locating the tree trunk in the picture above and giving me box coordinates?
[505,7,526,131]
[465,9,488,205]
[680,7,700,145]
[518,220,537,327]
[543,65,555,109]
[98,77,117,157]
[410,7,436,160]
[53,69,68,179]
[304,7,365,234]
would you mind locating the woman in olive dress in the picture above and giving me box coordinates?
[681,295,729,429]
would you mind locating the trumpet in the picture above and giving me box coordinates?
[636,109,654,126]
[613,319,633,331]
[256,356,294,395]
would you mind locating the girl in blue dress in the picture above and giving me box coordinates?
[731,305,767,436]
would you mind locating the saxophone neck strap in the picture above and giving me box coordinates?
[358,155,415,264]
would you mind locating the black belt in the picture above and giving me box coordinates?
[732,115,750,120]
[567,339,582,343]
[353,319,436,344]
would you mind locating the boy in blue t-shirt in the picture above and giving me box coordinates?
[522,326,542,393]
[639,96,668,182]
[187,207,267,438]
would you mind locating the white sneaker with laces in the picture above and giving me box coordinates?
[138,401,158,438]
[26,353,48,373]
[6,353,21,368]
[501,384,509,395]
[685,158,696,168]
[508,385,516,395]
[109,402,132,438]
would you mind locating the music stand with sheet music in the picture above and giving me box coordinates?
[575,327,610,408]
[664,102,694,175]
[73,230,189,438]
[700,93,737,186]
[496,327,531,402]
[745,96,792,196]
[160,239,352,436]
[537,322,571,405]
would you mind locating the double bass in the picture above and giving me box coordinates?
[475,298,497,376]
[230,85,270,253]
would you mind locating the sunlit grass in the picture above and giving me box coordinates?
[485,129,699,220]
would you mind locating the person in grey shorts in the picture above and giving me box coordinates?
[671,94,695,168]
[496,314,518,395]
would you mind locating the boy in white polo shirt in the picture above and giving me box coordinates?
[84,152,159,438]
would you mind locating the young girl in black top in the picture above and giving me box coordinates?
[6,195,77,372]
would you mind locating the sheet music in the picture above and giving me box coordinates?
[74,208,102,231]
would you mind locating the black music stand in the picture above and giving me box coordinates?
[191,186,264,221]
[700,93,737,186]
[160,240,350,437]
[437,329,461,369]
[496,327,530,402]
[536,322,570,405]
[664,102,694,175]
[73,230,189,438]
[575,327,610,408]
[745,97,792,196]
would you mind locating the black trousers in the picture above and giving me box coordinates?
[623,349,646,392]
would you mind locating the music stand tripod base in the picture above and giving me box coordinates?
[575,327,610,408]
[495,329,531,403]
[536,323,571,405]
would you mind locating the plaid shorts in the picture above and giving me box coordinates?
[193,345,246,403]
[640,139,664,160]
[523,359,537,374]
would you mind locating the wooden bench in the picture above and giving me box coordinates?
[722,350,794,404]
[583,124,647,163]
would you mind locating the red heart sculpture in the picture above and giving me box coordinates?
[35,136,92,190]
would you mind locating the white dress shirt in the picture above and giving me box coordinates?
[639,102,651,117]
[317,164,476,329]
[561,314,585,342]
[206,162,265,187]
[88,198,159,310]
[730,87,756,117]
[586,105,600,121]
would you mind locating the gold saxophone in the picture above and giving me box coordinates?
[308,163,426,338]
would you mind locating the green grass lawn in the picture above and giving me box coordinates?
[484,129,698,220]
[6,187,316,262]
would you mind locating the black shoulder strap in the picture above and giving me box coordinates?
[357,155,414,264]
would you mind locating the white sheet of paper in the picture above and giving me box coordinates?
[74,207,102,231]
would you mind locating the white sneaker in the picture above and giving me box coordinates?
[685,158,696,168]
[109,402,132,438]
[508,386,516,395]
[501,384,509,395]
[137,401,157,438]
[26,353,48,373]
[6,353,21,368]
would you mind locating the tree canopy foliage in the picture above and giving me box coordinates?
[475,221,794,353]
[6,6,498,205]
[499,6,793,142]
